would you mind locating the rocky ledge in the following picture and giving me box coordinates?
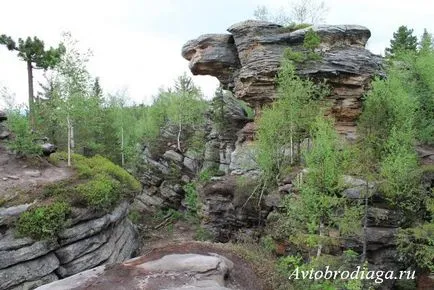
[35,242,263,290]
[182,21,383,138]
[0,202,138,290]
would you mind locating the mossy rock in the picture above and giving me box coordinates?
[16,201,71,240]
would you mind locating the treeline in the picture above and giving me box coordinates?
[1,33,208,168]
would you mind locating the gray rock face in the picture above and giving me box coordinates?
[0,240,58,270]
[182,21,383,138]
[0,202,138,289]
[0,253,59,290]
[199,175,270,242]
[163,150,184,163]
[37,253,238,290]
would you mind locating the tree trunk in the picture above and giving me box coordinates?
[361,180,369,262]
[121,126,125,167]
[177,121,182,152]
[27,61,35,129]
[290,135,293,165]
[316,217,324,257]
[67,116,71,167]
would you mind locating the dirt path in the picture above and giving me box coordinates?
[0,146,74,206]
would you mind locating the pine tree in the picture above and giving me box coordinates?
[0,35,65,128]
[419,28,433,54]
[385,26,418,58]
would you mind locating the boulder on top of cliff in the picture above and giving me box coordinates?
[182,20,383,138]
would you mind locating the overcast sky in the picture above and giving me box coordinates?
[1,0,433,106]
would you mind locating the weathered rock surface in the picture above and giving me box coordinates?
[182,21,383,138]
[199,175,270,242]
[36,243,263,290]
[0,202,138,289]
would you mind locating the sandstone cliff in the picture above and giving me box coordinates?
[182,20,383,138]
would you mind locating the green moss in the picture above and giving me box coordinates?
[76,174,121,210]
[16,202,71,240]
[46,152,141,211]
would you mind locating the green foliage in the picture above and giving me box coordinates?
[75,174,121,210]
[358,70,417,161]
[198,167,219,183]
[0,35,65,69]
[260,235,277,253]
[397,222,434,272]
[128,209,141,224]
[183,182,198,216]
[283,29,322,63]
[256,57,327,187]
[194,226,213,241]
[303,28,321,51]
[16,202,71,240]
[5,109,42,156]
[48,152,141,210]
[283,48,306,63]
[385,26,418,58]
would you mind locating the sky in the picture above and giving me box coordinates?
[1,0,433,107]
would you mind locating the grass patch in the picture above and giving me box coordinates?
[16,201,71,240]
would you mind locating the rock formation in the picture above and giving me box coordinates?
[35,243,264,290]
[0,202,138,289]
[182,20,383,138]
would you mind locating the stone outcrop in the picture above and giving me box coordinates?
[35,243,264,290]
[199,175,270,242]
[0,202,138,290]
[182,21,383,138]
[0,110,10,140]
[134,93,251,213]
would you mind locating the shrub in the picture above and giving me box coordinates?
[183,182,198,216]
[6,110,42,156]
[397,222,434,272]
[16,202,71,240]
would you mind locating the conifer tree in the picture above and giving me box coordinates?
[0,35,65,128]
[385,26,418,58]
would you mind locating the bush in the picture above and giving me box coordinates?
[397,222,434,272]
[183,182,198,216]
[16,202,71,240]
[6,110,42,156]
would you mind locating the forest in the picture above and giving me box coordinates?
[0,2,433,290]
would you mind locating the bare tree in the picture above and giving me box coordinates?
[291,0,329,24]
[253,0,329,25]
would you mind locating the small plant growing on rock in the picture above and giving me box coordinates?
[16,201,71,240]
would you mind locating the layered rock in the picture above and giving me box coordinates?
[134,93,251,212]
[199,175,270,242]
[36,243,263,290]
[182,21,383,138]
[0,202,138,290]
